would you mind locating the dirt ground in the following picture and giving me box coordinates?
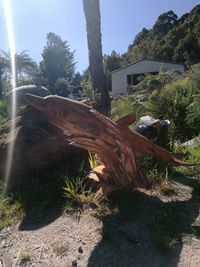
[1,176,200,267]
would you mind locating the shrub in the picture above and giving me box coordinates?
[81,79,101,107]
[147,78,194,141]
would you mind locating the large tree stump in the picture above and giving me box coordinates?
[24,94,192,193]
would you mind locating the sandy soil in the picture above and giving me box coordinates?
[1,177,200,267]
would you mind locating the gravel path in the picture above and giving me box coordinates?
[1,180,200,267]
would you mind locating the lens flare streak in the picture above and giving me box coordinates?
[3,0,17,193]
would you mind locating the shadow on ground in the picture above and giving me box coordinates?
[17,173,67,231]
[10,163,86,231]
[87,175,200,267]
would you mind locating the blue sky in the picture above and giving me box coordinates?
[0,0,199,73]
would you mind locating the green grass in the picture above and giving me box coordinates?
[63,176,108,214]
[63,177,92,205]
[0,190,24,229]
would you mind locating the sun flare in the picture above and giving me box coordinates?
[3,0,17,193]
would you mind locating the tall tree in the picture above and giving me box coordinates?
[83,0,110,116]
[40,33,75,93]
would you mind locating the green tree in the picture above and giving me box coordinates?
[83,0,110,115]
[54,78,71,97]
[72,72,82,86]
[0,50,36,87]
[152,10,178,36]
[40,32,75,93]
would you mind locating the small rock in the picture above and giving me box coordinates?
[71,260,77,267]
[1,240,6,248]
[78,246,83,253]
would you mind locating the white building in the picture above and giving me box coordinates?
[111,59,185,96]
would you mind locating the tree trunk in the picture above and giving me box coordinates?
[83,0,110,116]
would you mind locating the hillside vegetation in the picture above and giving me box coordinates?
[120,5,200,68]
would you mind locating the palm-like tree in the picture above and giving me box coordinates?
[83,0,110,116]
[0,50,36,87]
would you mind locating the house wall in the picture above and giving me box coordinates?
[111,60,185,96]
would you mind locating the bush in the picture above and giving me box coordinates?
[147,78,194,141]
[81,79,101,107]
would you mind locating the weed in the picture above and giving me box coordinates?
[63,177,94,210]
[18,252,30,265]
[148,165,173,185]
[53,243,69,255]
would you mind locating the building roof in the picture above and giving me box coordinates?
[112,58,185,74]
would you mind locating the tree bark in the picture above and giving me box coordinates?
[83,0,110,116]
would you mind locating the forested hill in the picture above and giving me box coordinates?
[121,4,200,68]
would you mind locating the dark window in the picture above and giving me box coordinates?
[127,75,132,85]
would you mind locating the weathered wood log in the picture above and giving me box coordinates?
[24,94,193,192]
